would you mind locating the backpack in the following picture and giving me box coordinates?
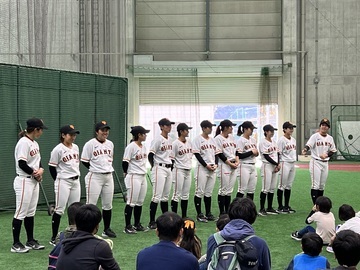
[48,232,65,269]
[207,232,258,270]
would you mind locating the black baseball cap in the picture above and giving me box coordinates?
[241,121,257,130]
[95,121,111,131]
[283,121,296,129]
[60,125,80,134]
[263,124,278,132]
[158,118,175,126]
[130,126,150,136]
[177,123,192,132]
[319,118,330,128]
[26,118,48,129]
[200,120,216,128]
[220,119,237,127]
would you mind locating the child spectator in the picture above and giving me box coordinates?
[332,230,360,270]
[291,196,335,245]
[286,232,330,270]
[179,218,202,260]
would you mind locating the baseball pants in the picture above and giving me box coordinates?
[171,168,191,202]
[309,159,328,190]
[194,165,216,198]
[13,176,39,220]
[54,178,81,215]
[237,163,257,195]
[151,165,172,203]
[217,163,237,196]
[85,172,114,210]
[278,161,296,190]
[125,173,147,207]
[261,163,278,193]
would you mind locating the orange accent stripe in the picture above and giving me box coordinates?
[174,168,178,195]
[129,175,134,203]
[279,161,284,187]
[311,159,315,188]
[15,178,26,219]
[86,173,93,204]
[55,179,61,209]
[262,164,266,192]
[152,167,158,201]
[238,164,242,189]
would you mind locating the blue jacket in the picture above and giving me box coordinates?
[205,219,271,270]
[137,240,200,270]
[285,253,330,270]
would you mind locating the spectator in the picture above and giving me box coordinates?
[179,218,202,259]
[331,230,360,270]
[56,204,120,270]
[286,232,330,270]
[205,197,271,270]
[137,212,199,270]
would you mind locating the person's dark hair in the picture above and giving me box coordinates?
[315,196,332,213]
[156,212,183,241]
[332,230,360,267]
[338,204,355,221]
[75,204,102,233]
[216,214,230,231]
[18,127,37,138]
[179,218,202,259]
[301,232,323,256]
[228,197,257,225]
[67,202,84,225]
[237,124,244,136]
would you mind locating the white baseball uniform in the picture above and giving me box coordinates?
[259,138,279,193]
[171,139,193,202]
[215,134,238,196]
[81,138,114,210]
[149,135,173,203]
[306,132,337,190]
[236,136,258,195]
[49,143,81,215]
[123,142,148,207]
[13,136,42,220]
[278,136,297,190]
[192,134,217,197]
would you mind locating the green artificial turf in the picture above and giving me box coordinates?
[1,167,359,270]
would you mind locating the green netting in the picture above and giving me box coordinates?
[0,64,128,210]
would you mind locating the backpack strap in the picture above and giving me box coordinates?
[213,232,226,245]
[242,234,256,241]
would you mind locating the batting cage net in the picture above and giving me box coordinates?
[0,63,128,210]
[331,105,360,161]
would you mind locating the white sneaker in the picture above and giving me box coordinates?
[11,242,29,253]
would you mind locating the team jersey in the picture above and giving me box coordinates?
[278,136,297,162]
[306,132,337,161]
[48,143,80,178]
[123,142,147,174]
[259,138,279,164]
[149,135,173,164]
[81,138,114,173]
[214,134,237,163]
[192,134,217,165]
[15,135,41,176]
[172,139,193,170]
[236,136,257,164]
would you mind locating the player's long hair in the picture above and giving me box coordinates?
[179,218,202,259]
[18,127,36,138]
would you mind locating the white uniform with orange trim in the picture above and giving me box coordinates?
[215,134,238,196]
[171,139,193,202]
[192,135,217,198]
[81,138,114,210]
[236,136,258,195]
[49,143,81,215]
[13,136,42,220]
[278,136,297,190]
[123,142,148,207]
[305,132,337,190]
[149,135,173,203]
[259,138,279,193]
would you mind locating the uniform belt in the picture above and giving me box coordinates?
[100,172,112,174]
[158,163,172,168]
[17,174,32,178]
[243,163,255,165]
[315,159,328,163]
[69,175,79,180]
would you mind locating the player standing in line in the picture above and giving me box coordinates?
[81,121,117,238]
[148,118,175,230]
[235,121,259,200]
[170,123,193,218]
[122,126,150,234]
[193,120,218,222]
[49,125,81,245]
[11,118,47,253]
[214,119,239,215]
[301,118,337,205]
[276,121,297,214]
[258,124,281,216]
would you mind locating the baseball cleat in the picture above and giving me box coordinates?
[49,239,56,246]
[286,206,296,213]
[206,213,217,221]
[147,221,157,230]
[291,231,302,241]
[123,225,137,234]
[134,223,146,232]
[25,239,45,250]
[102,228,117,238]
[197,213,208,223]
[11,242,29,253]
[266,208,279,215]
[258,209,267,216]
[277,207,289,214]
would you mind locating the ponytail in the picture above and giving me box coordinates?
[237,125,244,136]
[215,126,221,137]
[18,127,36,138]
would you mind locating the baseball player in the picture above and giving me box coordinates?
[301,118,337,204]
[193,120,217,222]
[81,121,116,238]
[48,125,81,245]
[235,121,259,200]
[148,118,175,230]
[122,126,150,234]
[214,119,239,215]
[11,118,47,253]
[258,124,281,216]
[170,123,193,218]
[277,121,297,214]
